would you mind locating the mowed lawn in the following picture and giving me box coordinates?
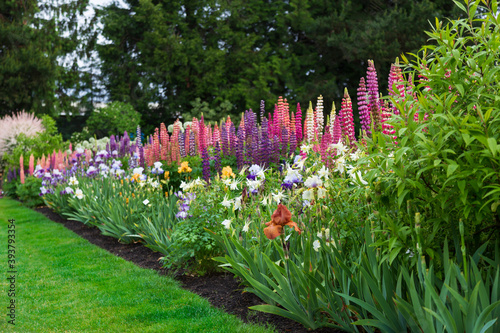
[0,198,274,333]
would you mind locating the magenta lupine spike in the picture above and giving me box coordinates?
[381,99,396,141]
[358,77,371,136]
[340,88,357,147]
[315,95,324,140]
[366,59,381,132]
[290,113,297,154]
[295,103,303,144]
[320,125,333,166]
[388,60,404,115]
[332,107,342,146]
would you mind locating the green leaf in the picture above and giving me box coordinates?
[447,163,459,177]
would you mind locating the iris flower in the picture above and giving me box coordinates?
[264,204,302,240]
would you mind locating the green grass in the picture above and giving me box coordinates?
[0,198,275,333]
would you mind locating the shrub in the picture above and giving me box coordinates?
[85,101,141,138]
[360,0,500,256]
[16,176,44,207]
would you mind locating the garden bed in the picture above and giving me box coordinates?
[34,206,340,333]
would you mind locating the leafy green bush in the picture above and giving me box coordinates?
[16,176,44,207]
[86,101,141,138]
[360,0,500,256]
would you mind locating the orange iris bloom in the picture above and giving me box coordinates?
[264,204,302,240]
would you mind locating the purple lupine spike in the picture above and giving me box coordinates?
[260,100,265,123]
[106,142,110,153]
[179,131,186,158]
[189,131,196,156]
[236,126,245,169]
[221,123,228,156]
[110,135,116,152]
[229,123,236,156]
[139,145,145,168]
[136,125,142,147]
[358,77,371,137]
[251,125,260,165]
[214,141,222,175]
[202,147,210,183]
[260,118,270,167]
[280,126,289,157]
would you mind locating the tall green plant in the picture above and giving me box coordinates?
[360,0,500,256]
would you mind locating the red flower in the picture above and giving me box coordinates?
[264,204,302,240]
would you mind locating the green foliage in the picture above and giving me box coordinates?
[97,0,460,126]
[183,98,234,124]
[85,101,141,138]
[0,0,97,117]
[15,176,43,207]
[359,0,500,255]
[164,220,222,276]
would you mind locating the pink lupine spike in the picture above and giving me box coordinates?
[213,124,220,144]
[367,59,381,132]
[29,154,34,176]
[295,103,303,143]
[340,88,357,147]
[19,155,25,184]
[284,98,291,134]
[41,155,46,170]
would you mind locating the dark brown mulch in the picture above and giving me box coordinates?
[33,206,342,333]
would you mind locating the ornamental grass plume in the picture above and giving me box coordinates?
[0,111,44,156]
[264,204,302,240]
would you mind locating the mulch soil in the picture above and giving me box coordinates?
[26,203,341,333]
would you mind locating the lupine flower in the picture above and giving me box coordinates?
[263,204,302,240]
